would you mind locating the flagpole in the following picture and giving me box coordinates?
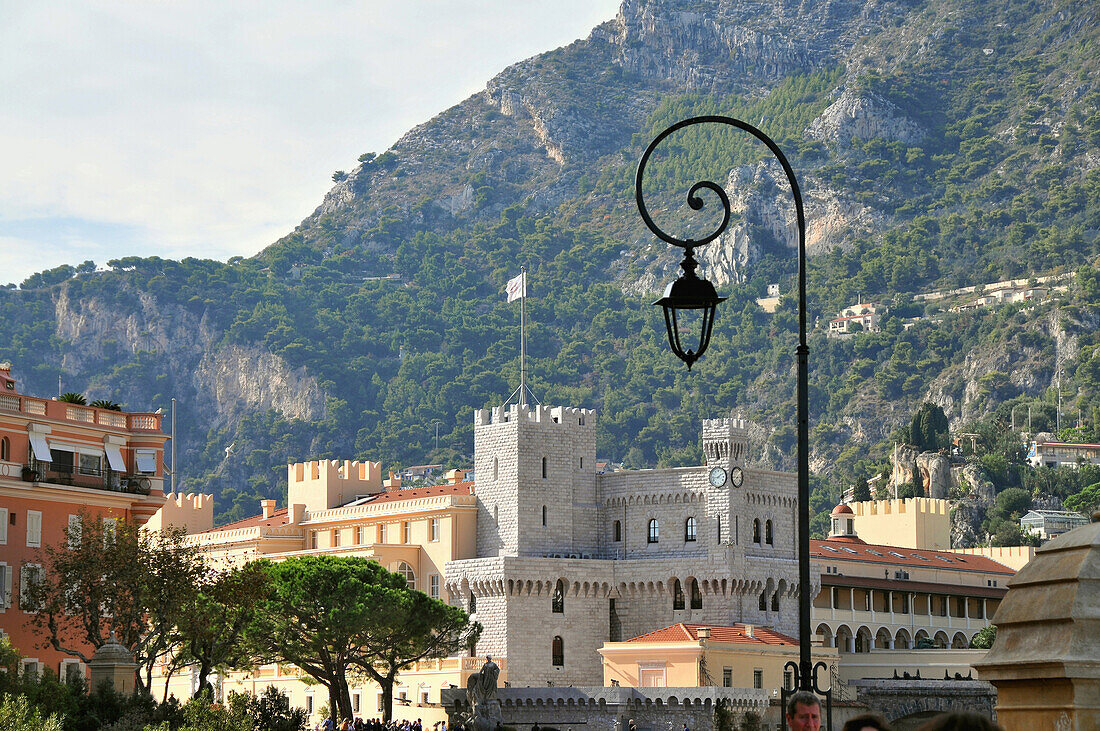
[520,266,527,407]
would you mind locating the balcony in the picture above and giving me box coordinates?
[21,460,153,495]
[0,392,161,432]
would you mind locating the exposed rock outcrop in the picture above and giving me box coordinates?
[807,89,925,146]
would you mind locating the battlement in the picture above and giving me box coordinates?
[473,404,596,428]
[854,497,950,517]
[288,458,383,512]
[147,491,214,534]
[702,415,749,464]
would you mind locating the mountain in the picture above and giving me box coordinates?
[3,0,1099,533]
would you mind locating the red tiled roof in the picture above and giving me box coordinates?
[625,623,799,646]
[811,539,1015,575]
[365,481,473,504]
[213,507,289,531]
[831,504,854,516]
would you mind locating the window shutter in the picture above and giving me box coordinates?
[0,508,7,544]
[26,512,42,547]
[0,565,9,609]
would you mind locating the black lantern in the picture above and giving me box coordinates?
[635,115,825,724]
[652,246,726,369]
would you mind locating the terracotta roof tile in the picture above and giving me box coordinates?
[625,623,799,646]
[212,507,289,531]
[811,539,1015,574]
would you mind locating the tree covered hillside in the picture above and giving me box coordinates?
[2,0,1099,527]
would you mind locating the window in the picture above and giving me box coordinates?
[722,668,732,687]
[672,579,684,610]
[135,449,156,474]
[613,520,621,542]
[395,561,415,590]
[0,437,7,461]
[20,659,40,679]
[684,517,697,542]
[353,693,360,714]
[579,457,584,470]
[305,694,314,715]
[332,529,340,547]
[717,517,722,544]
[541,457,547,479]
[552,579,565,613]
[542,505,547,527]
[0,508,7,545]
[26,511,42,548]
[379,524,388,543]
[771,592,779,612]
[355,526,365,545]
[51,449,74,475]
[402,521,410,543]
[765,520,773,545]
[429,518,440,542]
[784,670,793,690]
[61,659,83,684]
[493,457,498,481]
[0,562,11,609]
[753,669,763,689]
[67,515,81,549]
[20,563,43,612]
[429,574,440,599]
[551,636,564,667]
[468,593,476,614]
[759,591,767,611]
[310,531,318,549]
[78,453,101,476]
[647,519,659,544]
[690,579,702,610]
[377,693,385,712]
[422,690,430,705]
[752,519,760,544]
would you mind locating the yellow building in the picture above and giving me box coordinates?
[598,623,838,692]
[850,498,951,550]
[152,459,482,725]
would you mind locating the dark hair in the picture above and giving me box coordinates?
[842,713,892,731]
[916,711,1003,731]
[786,691,821,717]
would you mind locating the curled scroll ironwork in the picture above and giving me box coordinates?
[634,115,806,257]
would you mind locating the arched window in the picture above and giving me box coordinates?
[752,519,761,544]
[765,520,773,546]
[0,437,8,461]
[771,592,779,612]
[647,519,659,544]
[690,579,702,610]
[613,520,622,542]
[542,505,547,526]
[552,580,564,614]
[468,592,476,614]
[684,517,697,542]
[759,591,767,611]
[541,456,547,478]
[551,636,564,667]
[672,579,685,610]
[395,561,416,590]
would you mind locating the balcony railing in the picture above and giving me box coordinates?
[22,460,153,495]
[0,393,161,431]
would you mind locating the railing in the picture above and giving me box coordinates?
[0,394,160,430]
[23,461,152,494]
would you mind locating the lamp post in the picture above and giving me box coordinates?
[635,116,826,705]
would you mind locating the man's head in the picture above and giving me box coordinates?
[785,691,822,731]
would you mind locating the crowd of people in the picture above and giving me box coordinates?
[786,691,1005,731]
[314,717,444,731]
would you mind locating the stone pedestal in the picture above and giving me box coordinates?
[974,515,1100,730]
[88,633,137,696]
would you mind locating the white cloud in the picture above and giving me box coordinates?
[0,0,620,285]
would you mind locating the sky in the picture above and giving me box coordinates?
[0,1,621,286]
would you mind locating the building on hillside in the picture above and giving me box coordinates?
[597,622,837,692]
[444,405,803,689]
[811,505,1015,683]
[1026,438,1100,468]
[0,363,168,678]
[827,302,886,335]
[1019,509,1089,542]
[849,498,951,551]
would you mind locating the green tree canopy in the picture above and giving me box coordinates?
[910,401,949,452]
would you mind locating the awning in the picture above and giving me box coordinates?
[105,443,126,472]
[135,450,156,473]
[29,432,52,462]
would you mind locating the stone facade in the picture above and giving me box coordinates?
[446,406,805,687]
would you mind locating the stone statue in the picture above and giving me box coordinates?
[459,656,503,731]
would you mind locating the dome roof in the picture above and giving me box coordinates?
[831,503,854,516]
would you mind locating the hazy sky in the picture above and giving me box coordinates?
[0,1,621,286]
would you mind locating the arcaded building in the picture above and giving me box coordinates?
[444,404,803,687]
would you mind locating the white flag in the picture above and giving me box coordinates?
[506,272,526,302]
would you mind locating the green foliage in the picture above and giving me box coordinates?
[0,694,63,731]
[995,487,1032,519]
[59,392,87,404]
[852,477,871,502]
[1064,482,1100,515]
[89,399,122,411]
[909,402,950,452]
[969,625,997,649]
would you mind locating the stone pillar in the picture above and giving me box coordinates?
[88,633,136,695]
[974,514,1100,730]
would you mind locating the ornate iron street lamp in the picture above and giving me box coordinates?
[635,116,827,713]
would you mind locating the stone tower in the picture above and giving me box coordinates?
[472,404,597,558]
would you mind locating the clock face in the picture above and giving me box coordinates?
[708,466,727,487]
[730,466,744,487]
